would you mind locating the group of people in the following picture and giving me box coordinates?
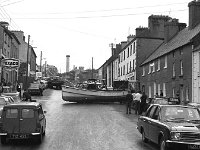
[16,82,32,102]
[126,90,147,115]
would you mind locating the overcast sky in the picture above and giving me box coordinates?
[0,0,192,73]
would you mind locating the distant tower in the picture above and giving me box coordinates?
[66,55,70,72]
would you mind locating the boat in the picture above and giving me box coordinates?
[62,79,129,103]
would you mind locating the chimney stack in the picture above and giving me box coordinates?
[188,0,200,30]
[66,55,70,73]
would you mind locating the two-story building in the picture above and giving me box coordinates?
[140,0,200,104]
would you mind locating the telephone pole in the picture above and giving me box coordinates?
[25,35,30,89]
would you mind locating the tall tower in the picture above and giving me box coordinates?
[66,55,70,72]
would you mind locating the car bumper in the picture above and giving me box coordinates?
[166,140,200,149]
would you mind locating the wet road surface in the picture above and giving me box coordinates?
[0,89,158,150]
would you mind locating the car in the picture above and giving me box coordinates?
[187,102,200,111]
[28,83,43,96]
[137,104,200,150]
[0,96,15,108]
[0,102,46,144]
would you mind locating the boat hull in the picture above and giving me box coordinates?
[62,86,128,103]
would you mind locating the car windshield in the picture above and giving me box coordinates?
[162,106,200,121]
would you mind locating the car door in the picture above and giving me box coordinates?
[2,107,20,133]
[20,107,37,133]
[148,106,161,144]
[141,105,157,139]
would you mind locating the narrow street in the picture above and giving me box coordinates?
[0,89,158,150]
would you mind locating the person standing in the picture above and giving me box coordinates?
[140,92,147,114]
[134,91,142,115]
[126,90,133,114]
[22,89,32,101]
[16,82,22,99]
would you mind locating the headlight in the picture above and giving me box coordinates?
[171,132,181,140]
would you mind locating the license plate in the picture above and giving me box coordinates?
[188,144,200,149]
[10,134,29,139]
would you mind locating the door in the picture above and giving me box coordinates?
[20,108,36,133]
[3,108,20,133]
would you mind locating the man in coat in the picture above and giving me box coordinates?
[126,90,134,114]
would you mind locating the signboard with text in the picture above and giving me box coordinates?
[2,58,20,69]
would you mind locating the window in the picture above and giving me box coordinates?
[152,62,155,73]
[129,61,132,72]
[180,60,183,76]
[127,47,129,58]
[121,67,122,76]
[133,42,136,54]
[163,83,166,97]
[123,65,125,75]
[180,49,183,55]
[132,60,135,71]
[172,63,175,77]
[130,45,132,56]
[149,85,152,98]
[6,109,18,118]
[157,59,160,71]
[124,51,125,60]
[142,66,145,76]
[154,82,156,97]
[158,84,160,95]
[172,88,175,97]
[148,64,151,74]
[164,55,167,68]
[22,109,34,118]
[127,63,129,74]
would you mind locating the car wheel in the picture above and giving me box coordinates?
[142,130,148,143]
[1,135,7,144]
[160,136,168,150]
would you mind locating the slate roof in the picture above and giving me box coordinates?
[141,23,200,65]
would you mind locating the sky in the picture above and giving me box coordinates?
[0,0,192,73]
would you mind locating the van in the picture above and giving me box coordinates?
[0,102,46,144]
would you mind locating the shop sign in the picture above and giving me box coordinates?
[2,58,19,68]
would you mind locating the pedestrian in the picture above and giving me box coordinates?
[140,92,147,114]
[22,89,32,102]
[134,91,142,115]
[16,82,22,99]
[126,90,133,114]
[39,82,43,96]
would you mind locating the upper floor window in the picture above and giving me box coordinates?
[127,63,129,74]
[123,65,125,75]
[129,61,132,72]
[157,59,160,71]
[142,66,145,76]
[133,42,136,54]
[180,49,183,55]
[132,59,135,71]
[180,60,183,76]
[164,55,167,69]
[148,62,155,74]
[130,45,132,56]
[127,48,129,58]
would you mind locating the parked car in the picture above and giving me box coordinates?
[187,102,200,111]
[28,83,43,96]
[0,102,46,144]
[137,104,200,150]
[0,96,15,108]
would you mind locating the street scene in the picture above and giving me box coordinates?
[0,89,157,150]
[0,0,200,150]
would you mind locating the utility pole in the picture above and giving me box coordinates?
[40,51,42,72]
[25,35,30,90]
[92,57,93,79]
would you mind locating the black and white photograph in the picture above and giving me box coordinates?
[0,0,200,150]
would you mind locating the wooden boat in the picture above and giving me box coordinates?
[62,79,128,103]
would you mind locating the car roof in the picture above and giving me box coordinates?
[151,104,195,109]
[3,102,41,108]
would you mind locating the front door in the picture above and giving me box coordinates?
[20,108,36,133]
[3,108,20,133]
